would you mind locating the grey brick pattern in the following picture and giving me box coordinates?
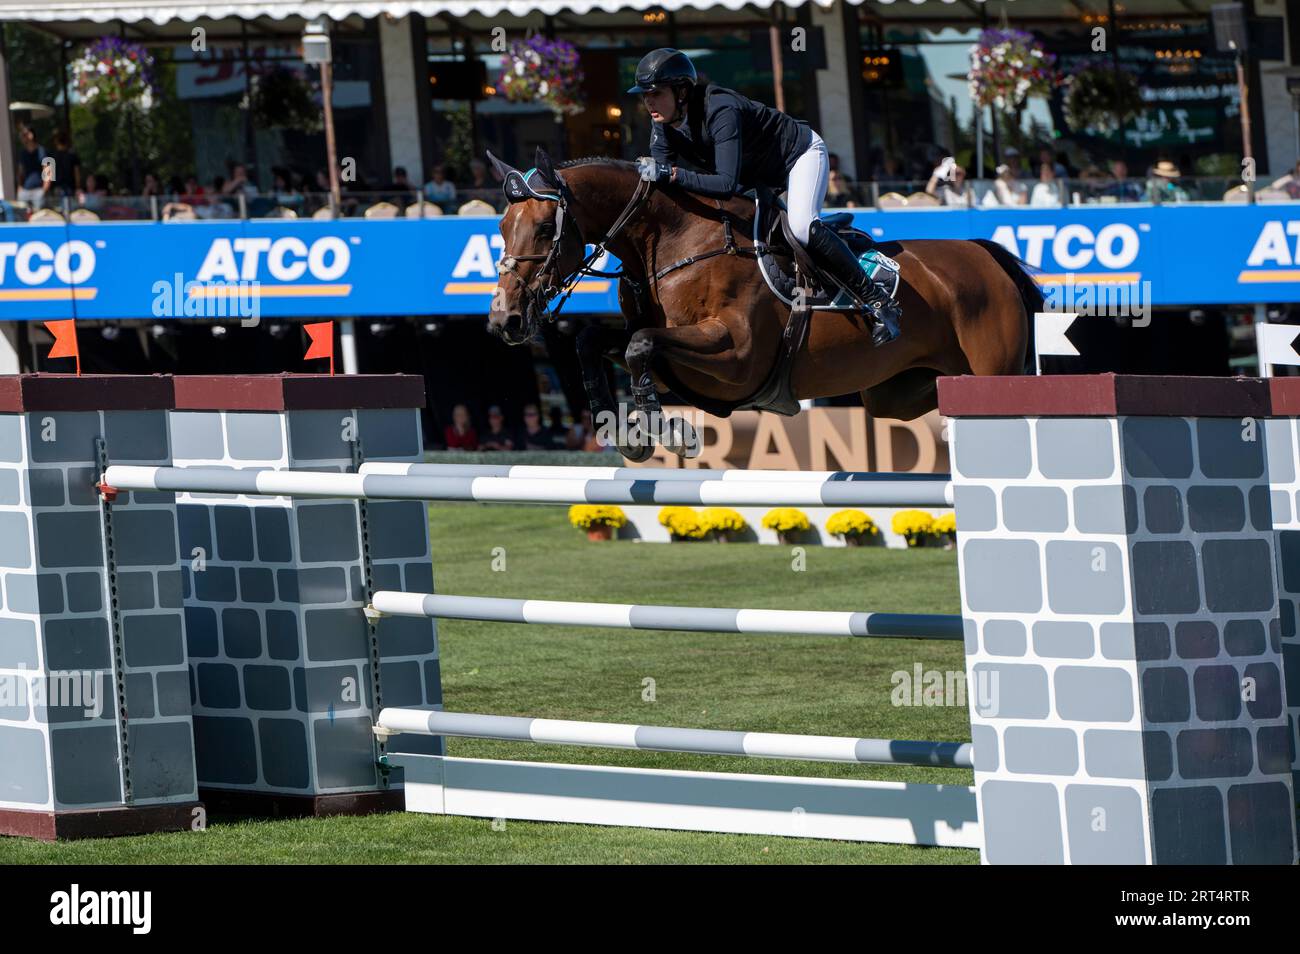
[1263,417,1300,804]
[953,414,1296,865]
[0,409,197,814]
[172,407,441,797]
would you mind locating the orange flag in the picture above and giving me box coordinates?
[44,319,80,375]
[303,321,334,376]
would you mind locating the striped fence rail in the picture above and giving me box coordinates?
[101,464,955,508]
[360,460,954,488]
[376,709,974,769]
[369,591,964,641]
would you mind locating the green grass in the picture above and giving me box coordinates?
[0,503,975,864]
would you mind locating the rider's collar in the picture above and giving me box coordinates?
[502,168,561,204]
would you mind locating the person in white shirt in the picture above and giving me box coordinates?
[989,164,1028,206]
[1030,163,1062,207]
[925,158,969,206]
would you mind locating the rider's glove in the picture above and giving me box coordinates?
[638,157,671,183]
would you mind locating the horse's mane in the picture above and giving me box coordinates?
[556,156,638,172]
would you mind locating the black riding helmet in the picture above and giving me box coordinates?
[627,48,697,93]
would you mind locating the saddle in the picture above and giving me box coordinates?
[628,189,902,419]
[751,187,899,310]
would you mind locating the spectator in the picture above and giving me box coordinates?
[1145,160,1188,204]
[548,408,571,445]
[180,174,207,207]
[271,170,301,208]
[424,164,457,206]
[221,163,258,200]
[875,155,904,183]
[1002,147,1026,178]
[444,404,478,450]
[44,130,81,200]
[987,164,1028,206]
[825,169,855,208]
[1269,160,1300,200]
[141,173,162,197]
[479,405,514,451]
[383,166,416,206]
[466,158,490,191]
[16,125,46,209]
[925,159,968,206]
[1030,163,1062,207]
[1100,159,1142,202]
[77,173,108,212]
[1038,147,1068,179]
[513,403,556,449]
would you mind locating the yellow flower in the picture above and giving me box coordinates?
[933,511,956,536]
[891,509,936,548]
[762,508,811,533]
[658,506,707,539]
[699,508,746,533]
[568,504,627,530]
[825,509,879,538]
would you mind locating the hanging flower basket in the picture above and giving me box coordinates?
[71,37,159,112]
[1063,65,1143,135]
[246,66,323,132]
[966,28,1056,112]
[499,36,587,120]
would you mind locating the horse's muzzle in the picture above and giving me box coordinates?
[490,309,534,345]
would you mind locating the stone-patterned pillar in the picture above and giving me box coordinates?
[1263,379,1300,805]
[0,375,198,839]
[169,375,441,815]
[940,375,1296,865]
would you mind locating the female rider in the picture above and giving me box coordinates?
[629,48,900,343]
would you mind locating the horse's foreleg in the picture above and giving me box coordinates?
[625,320,737,458]
[575,323,629,422]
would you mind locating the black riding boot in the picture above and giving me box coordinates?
[806,219,901,345]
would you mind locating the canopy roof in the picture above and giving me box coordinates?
[0,0,1224,33]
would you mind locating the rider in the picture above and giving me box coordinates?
[628,48,900,342]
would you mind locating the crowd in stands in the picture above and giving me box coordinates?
[440,402,604,453]
[10,118,1300,222]
[7,123,507,221]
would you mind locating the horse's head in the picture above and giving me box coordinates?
[487,148,585,344]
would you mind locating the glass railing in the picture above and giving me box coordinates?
[2,176,1296,223]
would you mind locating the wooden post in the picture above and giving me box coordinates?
[322,60,342,209]
[769,7,786,112]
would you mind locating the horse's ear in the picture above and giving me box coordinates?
[485,150,517,182]
[534,147,561,191]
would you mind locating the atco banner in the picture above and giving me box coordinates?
[2,204,1299,321]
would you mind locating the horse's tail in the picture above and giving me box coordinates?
[971,238,1042,372]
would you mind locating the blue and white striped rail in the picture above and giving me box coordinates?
[102,465,954,508]
[370,591,964,641]
[376,709,974,768]
[360,460,952,487]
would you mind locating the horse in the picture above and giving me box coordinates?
[487,148,1039,461]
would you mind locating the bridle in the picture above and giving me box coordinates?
[497,169,652,335]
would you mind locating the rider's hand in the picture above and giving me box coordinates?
[637,157,671,183]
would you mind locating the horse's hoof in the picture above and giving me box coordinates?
[660,417,700,459]
[616,441,655,463]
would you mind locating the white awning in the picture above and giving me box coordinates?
[0,0,1219,26]
[0,0,822,23]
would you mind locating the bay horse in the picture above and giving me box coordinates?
[487,148,1038,461]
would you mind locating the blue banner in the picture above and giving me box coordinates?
[2,203,1298,321]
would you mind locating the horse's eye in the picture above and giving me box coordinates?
[537,223,555,238]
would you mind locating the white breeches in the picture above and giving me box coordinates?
[785,130,828,246]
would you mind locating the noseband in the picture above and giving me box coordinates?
[497,170,652,328]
